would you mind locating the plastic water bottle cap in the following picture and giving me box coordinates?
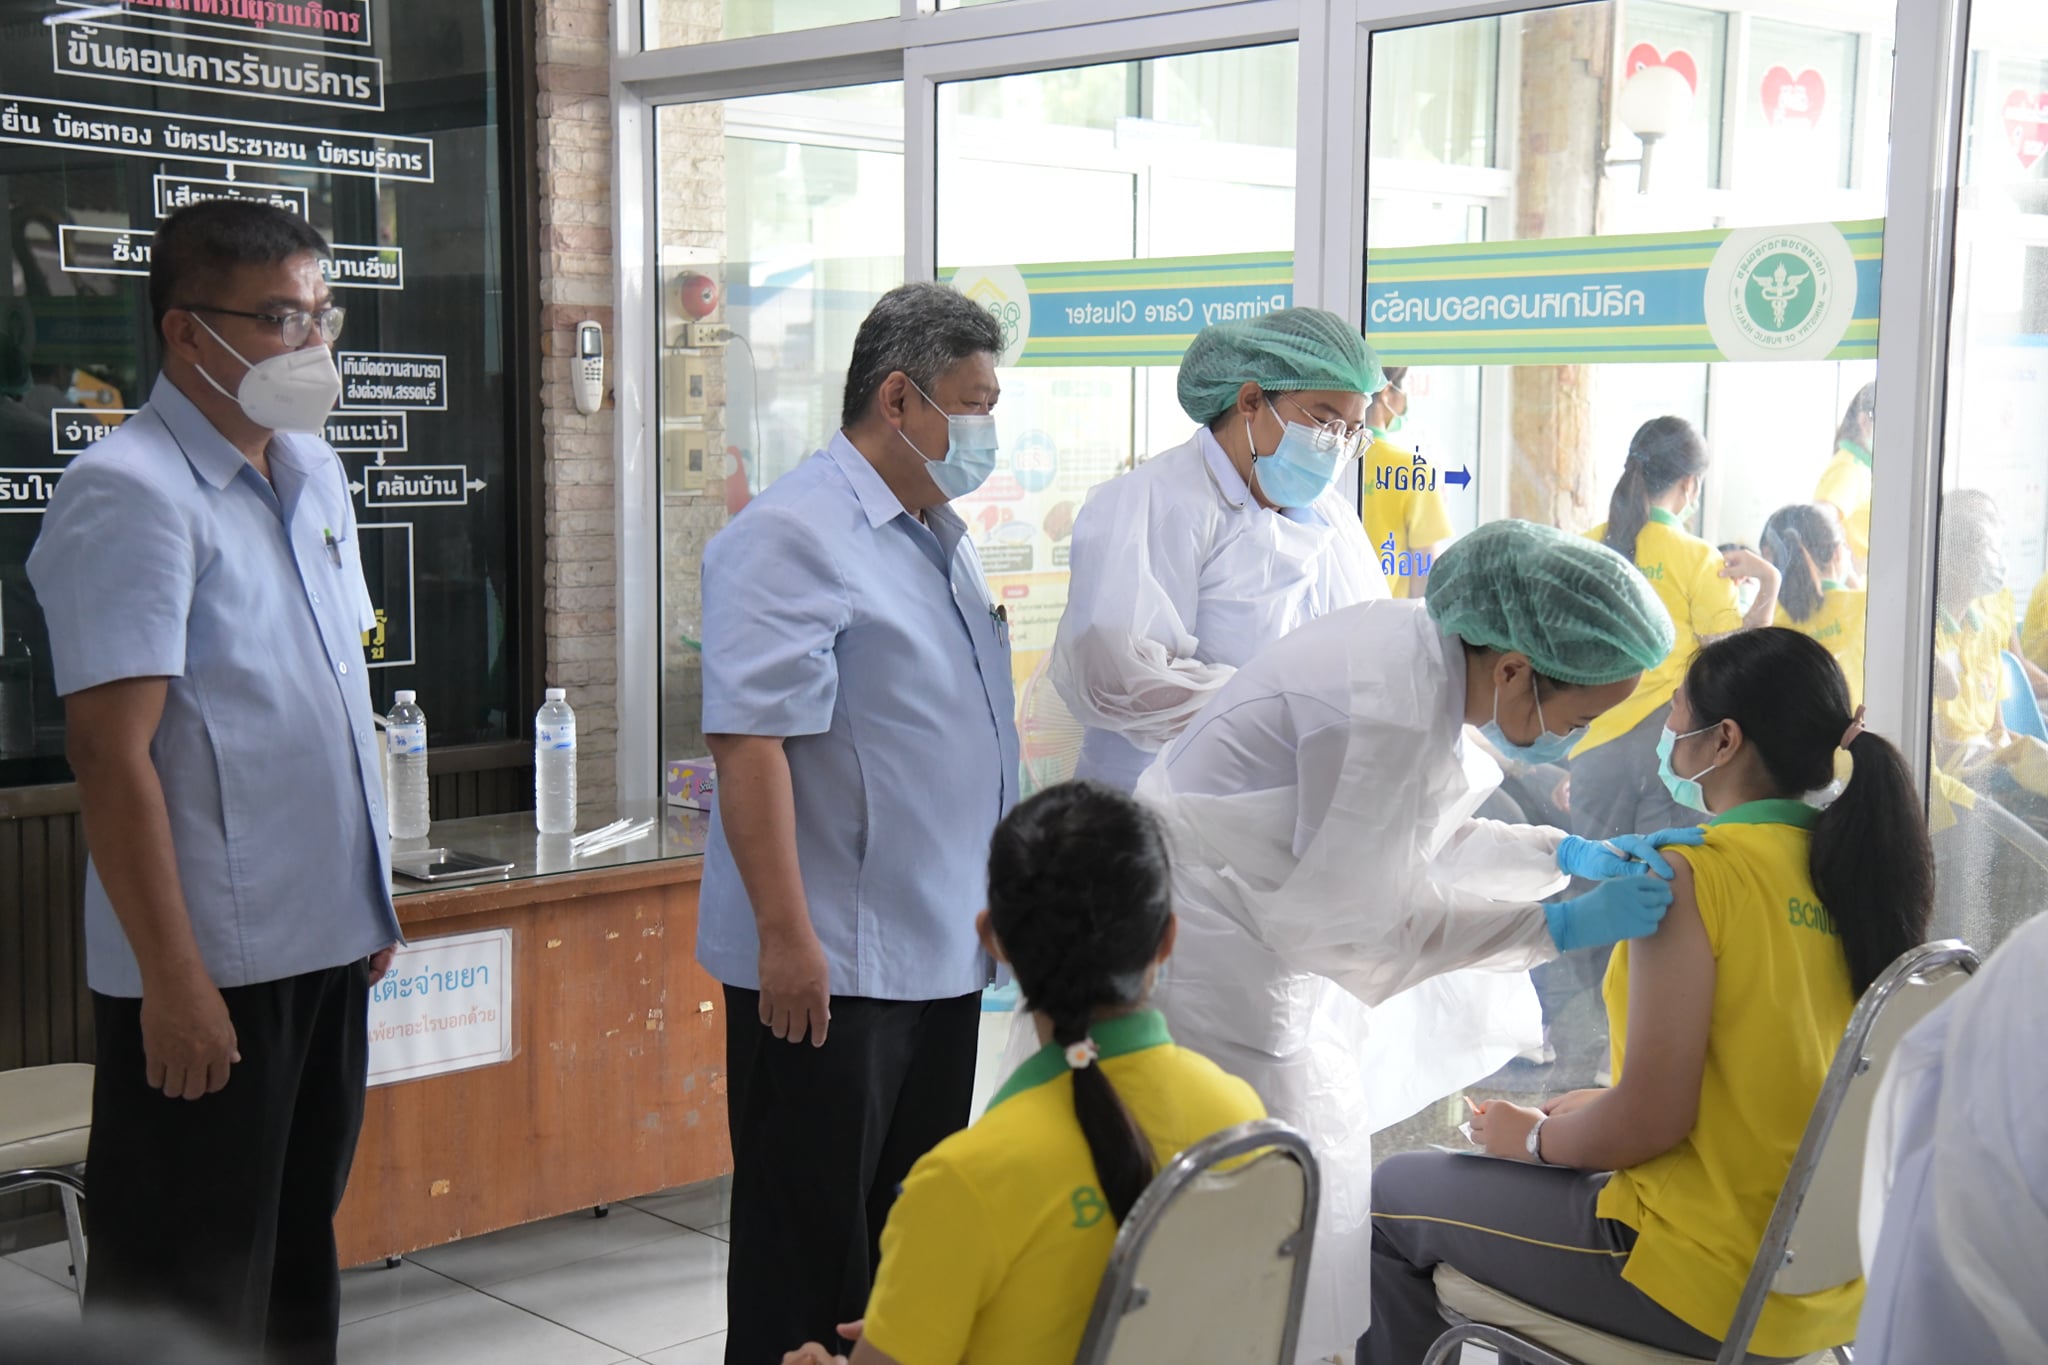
[545,687,566,701]
[394,690,416,704]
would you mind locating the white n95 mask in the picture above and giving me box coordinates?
[192,314,342,433]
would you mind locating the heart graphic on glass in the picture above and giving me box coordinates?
[2006,89,2048,170]
[1762,67,1827,127]
[1624,42,1698,95]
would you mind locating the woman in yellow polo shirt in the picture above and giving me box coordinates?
[1760,503,1866,707]
[783,780,1264,1365]
[1359,367,1454,599]
[1570,416,1778,845]
[1362,628,1931,1363]
[1813,382,1875,580]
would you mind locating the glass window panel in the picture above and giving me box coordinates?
[1364,2,1890,1160]
[1743,19,1861,191]
[653,84,903,765]
[646,0,896,47]
[1368,17,1499,168]
[1619,1,1728,190]
[937,42,1296,727]
[0,0,523,782]
[1928,17,2048,955]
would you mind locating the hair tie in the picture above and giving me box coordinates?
[1064,1038,1100,1070]
[1840,705,1867,751]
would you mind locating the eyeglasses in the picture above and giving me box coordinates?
[178,304,346,348]
[1274,393,1368,461]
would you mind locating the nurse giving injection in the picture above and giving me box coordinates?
[1136,520,1701,1362]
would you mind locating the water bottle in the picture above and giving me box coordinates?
[536,687,578,834]
[387,690,430,838]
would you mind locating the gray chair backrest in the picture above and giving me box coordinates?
[1072,1119,1318,1365]
[1714,939,1979,1363]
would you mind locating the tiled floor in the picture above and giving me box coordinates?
[0,1016,1528,1364]
[0,1177,735,1365]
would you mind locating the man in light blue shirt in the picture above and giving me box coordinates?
[27,201,399,1364]
[700,282,1019,1364]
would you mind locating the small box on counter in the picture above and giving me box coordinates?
[666,757,716,810]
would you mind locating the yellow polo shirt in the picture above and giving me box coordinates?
[1933,591,2014,749]
[2020,574,2048,671]
[1599,801,1861,1356]
[1813,441,1871,563]
[1775,585,1867,709]
[1575,510,1742,756]
[861,1011,1264,1365]
[1361,437,1453,599]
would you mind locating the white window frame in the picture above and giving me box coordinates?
[612,0,1967,809]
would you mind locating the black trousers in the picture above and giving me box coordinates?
[84,959,371,1365]
[721,986,980,1365]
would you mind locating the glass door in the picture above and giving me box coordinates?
[1356,0,1896,1158]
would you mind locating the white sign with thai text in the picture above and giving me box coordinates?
[366,928,512,1087]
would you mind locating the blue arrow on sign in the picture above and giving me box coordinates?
[1444,465,1472,489]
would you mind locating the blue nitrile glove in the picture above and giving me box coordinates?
[1543,874,1674,952]
[1555,826,1705,881]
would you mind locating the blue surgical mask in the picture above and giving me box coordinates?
[902,377,999,500]
[1481,673,1584,767]
[1247,415,1342,508]
[1656,724,1721,813]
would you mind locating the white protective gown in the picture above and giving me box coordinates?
[1139,599,1561,1363]
[1858,911,2048,1363]
[1050,427,1387,792]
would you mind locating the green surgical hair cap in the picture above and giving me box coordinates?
[1176,307,1386,424]
[1425,520,1676,686]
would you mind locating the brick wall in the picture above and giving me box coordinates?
[535,0,619,818]
[534,0,724,815]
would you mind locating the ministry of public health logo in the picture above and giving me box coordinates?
[1703,224,1858,362]
[947,264,1032,368]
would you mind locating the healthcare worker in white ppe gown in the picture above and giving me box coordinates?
[1140,520,1704,1363]
[1051,308,1389,792]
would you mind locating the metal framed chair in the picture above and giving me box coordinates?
[1072,1118,1318,1365]
[1999,652,2047,742]
[1420,940,1981,1365]
[0,1063,95,1304]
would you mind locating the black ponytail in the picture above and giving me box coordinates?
[1684,629,1931,994]
[986,781,1174,1224]
[1605,416,1710,562]
[1760,503,1844,624]
[1836,381,1877,452]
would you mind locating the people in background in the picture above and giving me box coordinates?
[1760,504,1867,708]
[699,282,1020,1364]
[1366,628,1931,1364]
[1571,417,1780,846]
[1050,308,1386,793]
[1929,492,2048,764]
[1858,908,2048,1363]
[1360,366,1453,599]
[1142,519,1696,1363]
[25,200,399,1362]
[1813,381,1876,581]
[781,781,1263,1365]
[1535,419,1778,1067]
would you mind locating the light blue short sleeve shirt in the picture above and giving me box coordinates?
[698,433,1021,1002]
[27,375,401,996]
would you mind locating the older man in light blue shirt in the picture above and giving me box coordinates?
[26,201,398,1364]
[700,282,1018,1364]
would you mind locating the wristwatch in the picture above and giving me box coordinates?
[1526,1115,1550,1164]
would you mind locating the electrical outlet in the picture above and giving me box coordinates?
[681,323,732,348]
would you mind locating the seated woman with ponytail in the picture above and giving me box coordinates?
[783,781,1263,1365]
[1362,628,1932,1364]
